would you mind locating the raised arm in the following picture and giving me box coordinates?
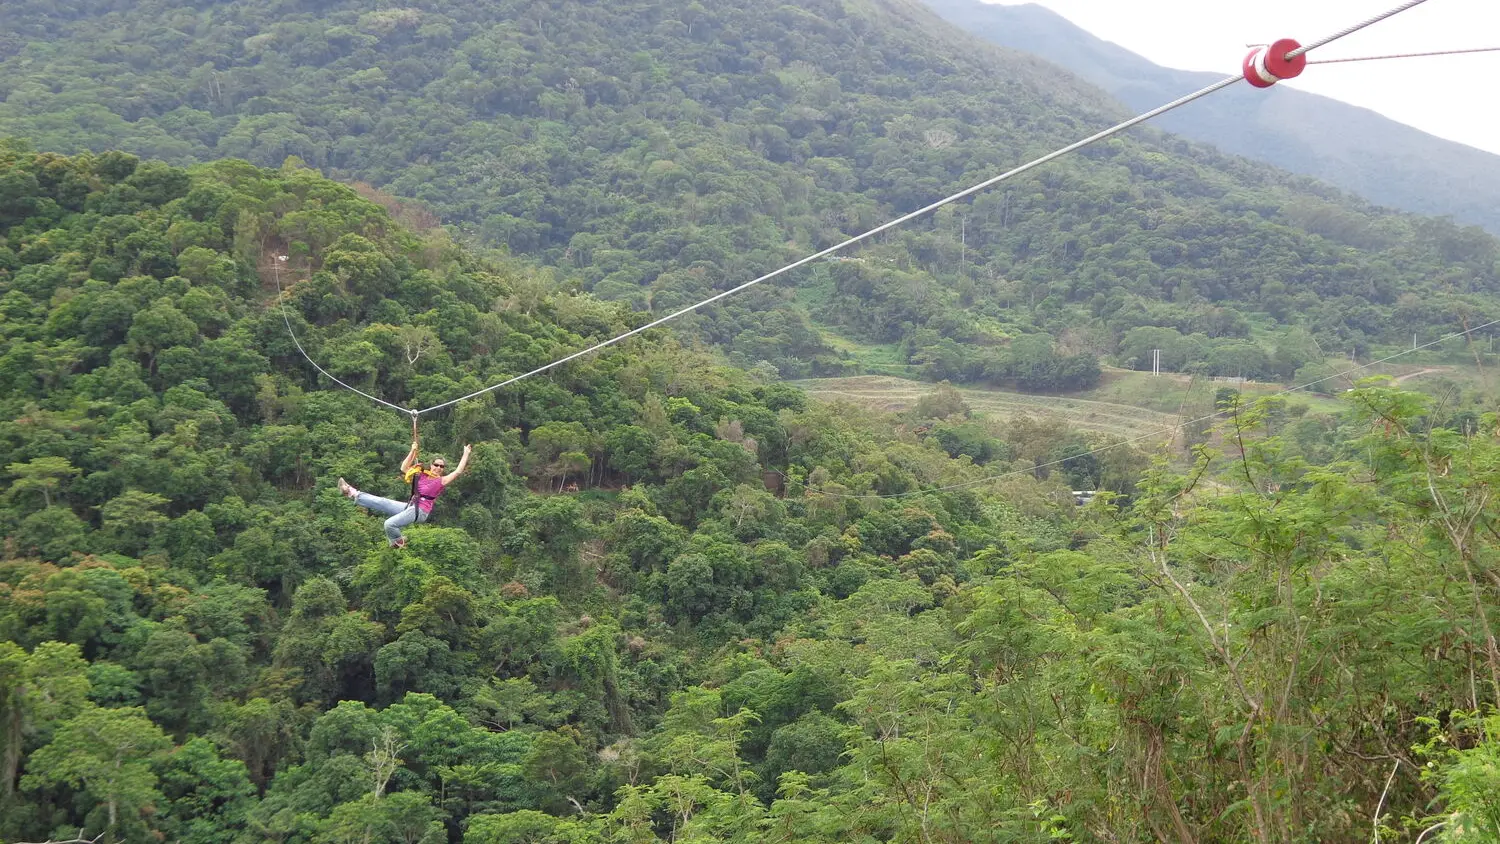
[400,440,420,474]
[442,444,472,484]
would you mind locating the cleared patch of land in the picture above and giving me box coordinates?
[1079,368,1347,416]
[790,375,1187,441]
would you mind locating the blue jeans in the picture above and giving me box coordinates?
[354,492,429,545]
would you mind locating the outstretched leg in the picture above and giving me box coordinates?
[382,506,421,546]
[340,478,419,546]
[340,479,407,516]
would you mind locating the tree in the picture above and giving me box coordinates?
[910,381,969,421]
[211,696,303,790]
[664,554,718,624]
[22,706,172,837]
[317,790,445,844]
[525,422,594,490]
[759,712,847,786]
[125,298,199,370]
[605,425,658,482]
[463,810,562,843]
[1293,361,1344,395]
[521,729,591,814]
[272,578,385,705]
[1270,326,1321,381]
[374,632,460,704]
[99,491,169,556]
[14,507,91,562]
[32,565,138,655]
[0,641,91,799]
[468,678,558,733]
[1415,712,1500,842]
[153,737,256,844]
[6,457,80,509]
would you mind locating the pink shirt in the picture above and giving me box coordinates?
[413,473,446,513]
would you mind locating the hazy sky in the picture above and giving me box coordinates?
[986,0,1500,155]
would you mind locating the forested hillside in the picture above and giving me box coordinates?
[3,0,1499,387]
[4,145,1500,843]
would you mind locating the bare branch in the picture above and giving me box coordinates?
[1413,821,1446,844]
[15,829,105,844]
[1372,759,1400,843]
[1150,526,1259,715]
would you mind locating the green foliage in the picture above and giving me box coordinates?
[4,0,1497,388]
[464,810,574,844]
[1,141,1498,843]
[154,737,257,844]
[1407,712,1500,842]
[22,705,172,839]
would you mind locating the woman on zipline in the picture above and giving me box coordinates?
[339,439,471,548]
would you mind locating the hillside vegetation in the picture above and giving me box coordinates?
[2,0,1499,389]
[792,374,1183,440]
[4,144,1500,843]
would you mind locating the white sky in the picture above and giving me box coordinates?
[985,0,1500,155]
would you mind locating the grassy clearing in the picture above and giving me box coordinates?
[789,367,1370,443]
[798,322,1494,434]
[819,331,910,368]
[1081,368,1346,416]
[814,324,924,377]
[1360,362,1497,396]
[790,375,1187,441]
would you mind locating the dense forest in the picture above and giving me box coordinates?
[3,144,1500,843]
[3,0,1499,386]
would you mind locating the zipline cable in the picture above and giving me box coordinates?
[413,0,1441,415]
[796,317,1500,500]
[414,75,1245,415]
[269,255,417,416]
[1307,46,1500,65]
[1284,0,1432,60]
[274,0,1445,418]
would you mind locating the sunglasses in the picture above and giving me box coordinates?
[432,463,446,469]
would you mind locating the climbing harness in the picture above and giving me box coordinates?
[406,466,437,506]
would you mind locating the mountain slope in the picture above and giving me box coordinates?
[0,143,1072,840]
[5,146,1500,844]
[922,0,1500,235]
[1,0,1497,387]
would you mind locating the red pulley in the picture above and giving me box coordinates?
[1242,37,1308,88]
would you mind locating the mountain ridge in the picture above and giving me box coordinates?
[923,0,1500,234]
[2,0,1497,388]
